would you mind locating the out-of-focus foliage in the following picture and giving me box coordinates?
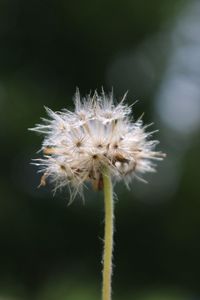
[0,0,200,299]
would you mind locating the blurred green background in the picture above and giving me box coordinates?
[0,0,200,299]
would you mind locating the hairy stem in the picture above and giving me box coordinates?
[102,169,114,300]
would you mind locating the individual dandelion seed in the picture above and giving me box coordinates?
[29,89,166,300]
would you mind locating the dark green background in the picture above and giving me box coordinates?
[0,0,200,299]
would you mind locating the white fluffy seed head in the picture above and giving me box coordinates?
[30,89,166,200]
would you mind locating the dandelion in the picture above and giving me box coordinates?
[30,89,165,300]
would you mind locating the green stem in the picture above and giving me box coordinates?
[102,168,114,300]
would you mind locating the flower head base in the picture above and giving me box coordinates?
[30,89,165,200]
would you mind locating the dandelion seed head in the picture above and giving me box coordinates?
[30,89,165,200]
